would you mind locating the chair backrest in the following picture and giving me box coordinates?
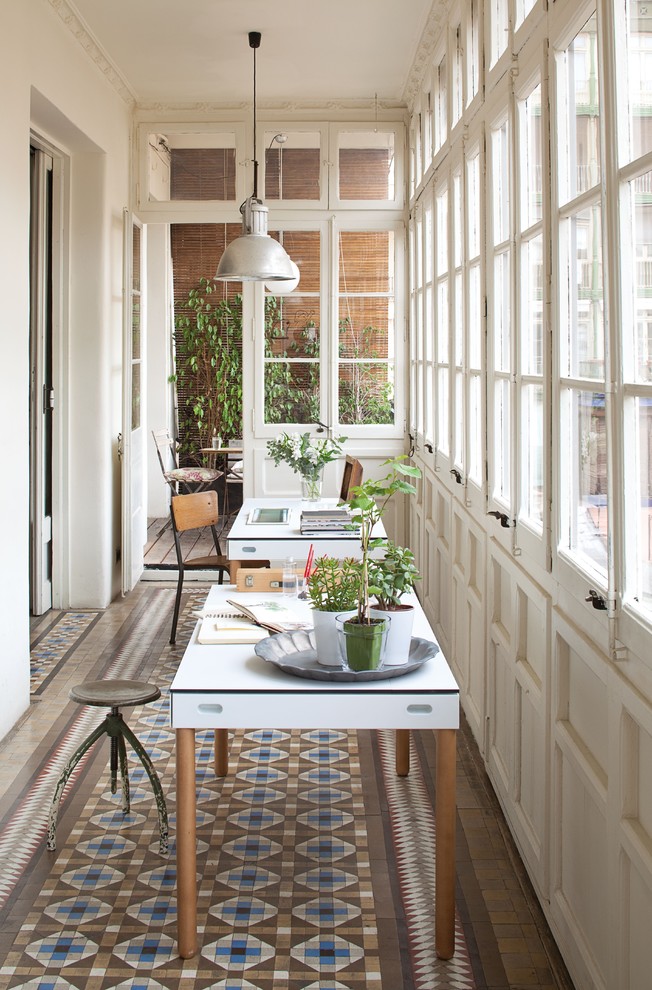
[171,491,219,534]
[339,456,363,501]
[152,429,179,475]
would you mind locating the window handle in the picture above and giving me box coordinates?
[585,589,607,610]
[450,468,462,484]
[488,510,512,528]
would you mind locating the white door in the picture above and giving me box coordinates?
[121,212,146,594]
[29,147,53,615]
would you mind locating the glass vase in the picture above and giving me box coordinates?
[301,469,323,501]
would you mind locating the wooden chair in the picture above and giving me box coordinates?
[169,491,269,644]
[152,429,222,495]
[339,456,363,502]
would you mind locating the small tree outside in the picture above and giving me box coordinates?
[171,277,243,458]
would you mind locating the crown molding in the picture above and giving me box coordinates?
[49,0,136,107]
[135,97,407,117]
[402,1,449,112]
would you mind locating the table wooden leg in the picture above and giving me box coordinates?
[395,728,410,776]
[176,728,198,959]
[435,728,456,959]
[214,728,229,776]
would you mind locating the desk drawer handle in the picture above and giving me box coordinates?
[242,546,258,553]
[198,704,223,714]
[407,704,433,714]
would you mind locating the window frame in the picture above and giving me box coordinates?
[327,123,405,211]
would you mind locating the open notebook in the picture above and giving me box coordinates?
[196,609,269,645]
[195,600,309,645]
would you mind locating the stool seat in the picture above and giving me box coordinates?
[70,680,161,708]
[47,678,168,856]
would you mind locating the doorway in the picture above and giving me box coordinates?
[29,145,54,615]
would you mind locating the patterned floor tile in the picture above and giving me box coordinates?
[295,836,357,862]
[111,934,176,969]
[60,864,125,889]
[43,896,113,925]
[291,934,365,972]
[25,932,98,967]
[201,934,276,971]
[208,896,278,927]
[292,896,362,928]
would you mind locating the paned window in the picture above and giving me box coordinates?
[264,131,321,201]
[490,0,509,67]
[466,0,480,107]
[131,223,141,430]
[622,169,652,613]
[264,231,321,424]
[623,0,652,162]
[147,131,237,203]
[466,147,483,486]
[452,26,464,128]
[556,13,607,580]
[337,132,395,201]
[436,185,450,455]
[489,117,512,506]
[338,230,395,426]
[518,82,545,531]
[434,56,448,153]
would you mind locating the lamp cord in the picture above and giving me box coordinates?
[252,42,258,199]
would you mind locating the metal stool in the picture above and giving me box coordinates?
[47,679,169,855]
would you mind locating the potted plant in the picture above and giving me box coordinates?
[267,431,347,500]
[337,456,422,672]
[306,555,361,666]
[368,542,421,665]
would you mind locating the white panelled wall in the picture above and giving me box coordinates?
[410,456,652,990]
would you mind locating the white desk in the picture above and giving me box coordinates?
[170,584,460,961]
[227,496,384,562]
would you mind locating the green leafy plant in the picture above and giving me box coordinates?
[171,278,243,455]
[367,541,420,609]
[306,556,361,612]
[344,456,422,624]
[267,431,347,482]
[338,318,394,426]
[264,307,321,424]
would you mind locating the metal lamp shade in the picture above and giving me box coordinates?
[214,197,296,282]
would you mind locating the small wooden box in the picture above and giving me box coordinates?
[235,568,284,593]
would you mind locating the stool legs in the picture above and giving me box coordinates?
[47,716,113,851]
[47,710,169,856]
[119,719,169,855]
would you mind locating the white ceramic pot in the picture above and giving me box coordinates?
[312,608,356,665]
[370,604,414,665]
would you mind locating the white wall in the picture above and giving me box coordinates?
[0,0,133,740]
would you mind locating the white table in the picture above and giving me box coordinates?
[227,496,385,563]
[170,584,460,961]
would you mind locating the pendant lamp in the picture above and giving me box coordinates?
[215,32,298,284]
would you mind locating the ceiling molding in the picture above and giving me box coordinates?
[402,1,449,112]
[135,97,408,116]
[49,0,136,107]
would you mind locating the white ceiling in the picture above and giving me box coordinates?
[68,0,436,107]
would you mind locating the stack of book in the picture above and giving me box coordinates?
[300,508,360,536]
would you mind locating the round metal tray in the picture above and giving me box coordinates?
[254,630,439,682]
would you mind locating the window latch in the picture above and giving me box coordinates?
[585,589,607,610]
[450,468,462,484]
[488,510,512,528]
